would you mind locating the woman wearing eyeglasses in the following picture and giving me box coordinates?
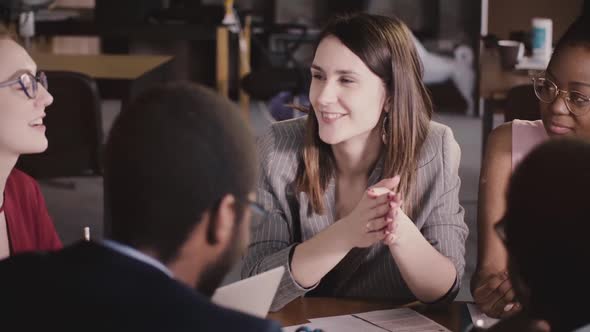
[0,29,62,260]
[472,16,590,319]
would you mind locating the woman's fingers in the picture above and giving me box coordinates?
[366,192,392,208]
[366,216,393,232]
[476,275,519,318]
[369,203,392,219]
[382,233,397,245]
[370,176,400,192]
[474,272,509,300]
[491,285,518,318]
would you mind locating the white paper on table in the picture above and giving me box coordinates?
[284,314,387,332]
[352,308,450,332]
[466,303,500,329]
[212,266,284,318]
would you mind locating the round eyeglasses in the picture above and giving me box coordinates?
[532,76,590,116]
[0,72,48,99]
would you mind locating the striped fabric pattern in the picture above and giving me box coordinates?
[242,117,468,311]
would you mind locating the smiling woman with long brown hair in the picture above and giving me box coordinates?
[243,13,468,311]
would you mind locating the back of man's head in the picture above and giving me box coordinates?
[505,138,590,330]
[105,82,256,264]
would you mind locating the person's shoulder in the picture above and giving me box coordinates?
[487,121,513,156]
[257,117,306,171]
[0,249,47,269]
[269,116,307,140]
[258,117,306,151]
[4,168,45,216]
[8,168,34,182]
[0,251,60,324]
[427,121,450,135]
[495,119,547,147]
[6,168,39,193]
[419,121,460,167]
[491,120,514,138]
[0,241,94,270]
[510,119,547,144]
[512,119,544,131]
[0,248,56,288]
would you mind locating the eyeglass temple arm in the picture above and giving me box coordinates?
[0,78,22,88]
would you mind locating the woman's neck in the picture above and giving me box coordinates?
[0,152,19,206]
[332,128,382,179]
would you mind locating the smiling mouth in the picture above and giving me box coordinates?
[29,118,44,127]
[320,112,346,120]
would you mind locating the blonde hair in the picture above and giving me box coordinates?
[295,13,432,217]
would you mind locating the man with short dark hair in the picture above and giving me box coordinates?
[0,82,282,331]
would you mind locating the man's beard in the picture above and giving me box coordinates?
[195,229,242,297]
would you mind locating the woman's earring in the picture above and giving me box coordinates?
[381,113,389,145]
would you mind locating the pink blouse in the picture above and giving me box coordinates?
[512,119,549,171]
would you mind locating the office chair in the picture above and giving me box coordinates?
[504,84,540,122]
[240,23,311,121]
[17,71,103,187]
[481,83,539,157]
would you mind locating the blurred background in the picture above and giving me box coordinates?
[0,0,585,300]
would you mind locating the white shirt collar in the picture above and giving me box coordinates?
[102,239,174,278]
[573,324,590,332]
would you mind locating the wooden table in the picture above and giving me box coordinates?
[31,52,174,106]
[268,297,468,331]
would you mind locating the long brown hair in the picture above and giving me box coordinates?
[295,13,432,217]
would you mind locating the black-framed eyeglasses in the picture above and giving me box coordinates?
[532,75,590,116]
[0,71,48,99]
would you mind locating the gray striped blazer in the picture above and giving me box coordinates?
[242,117,468,311]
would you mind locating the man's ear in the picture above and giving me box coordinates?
[206,194,237,247]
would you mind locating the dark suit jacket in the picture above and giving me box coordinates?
[0,241,282,332]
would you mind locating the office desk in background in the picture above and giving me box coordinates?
[34,7,252,116]
[479,48,543,154]
[268,297,469,332]
[33,6,253,235]
[30,52,174,239]
[31,52,174,106]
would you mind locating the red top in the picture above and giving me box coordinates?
[3,169,62,254]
